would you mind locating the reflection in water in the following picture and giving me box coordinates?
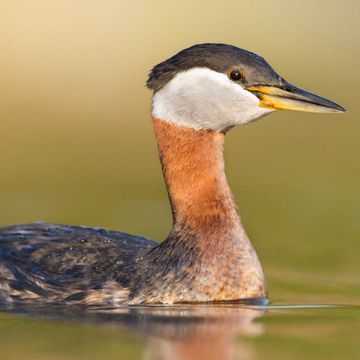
[135,306,264,360]
[3,303,265,360]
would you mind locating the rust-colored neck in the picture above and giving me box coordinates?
[134,118,266,303]
[153,118,239,234]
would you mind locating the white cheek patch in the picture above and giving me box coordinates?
[152,68,274,131]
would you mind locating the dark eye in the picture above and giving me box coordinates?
[228,69,244,81]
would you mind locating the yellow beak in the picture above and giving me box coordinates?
[247,84,345,113]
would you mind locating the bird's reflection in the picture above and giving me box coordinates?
[133,305,264,360]
[3,302,266,360]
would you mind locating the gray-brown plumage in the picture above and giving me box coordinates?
[0,223,156,305]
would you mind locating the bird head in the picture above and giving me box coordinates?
[147,43,344,131]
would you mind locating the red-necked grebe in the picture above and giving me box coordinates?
[0,44,344,306]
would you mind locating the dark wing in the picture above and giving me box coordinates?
[0,223,157,305]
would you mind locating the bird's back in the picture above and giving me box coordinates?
[0,223,157,305]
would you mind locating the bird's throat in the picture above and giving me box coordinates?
[153,117,239,236]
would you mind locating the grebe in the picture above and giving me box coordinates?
[0,44,344,306]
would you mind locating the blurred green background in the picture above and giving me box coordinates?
[0,0,359,305]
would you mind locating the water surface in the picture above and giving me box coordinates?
[1,299,359,360]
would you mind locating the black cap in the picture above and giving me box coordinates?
[147,43,283,92]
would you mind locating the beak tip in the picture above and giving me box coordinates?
[329,103,346,113]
